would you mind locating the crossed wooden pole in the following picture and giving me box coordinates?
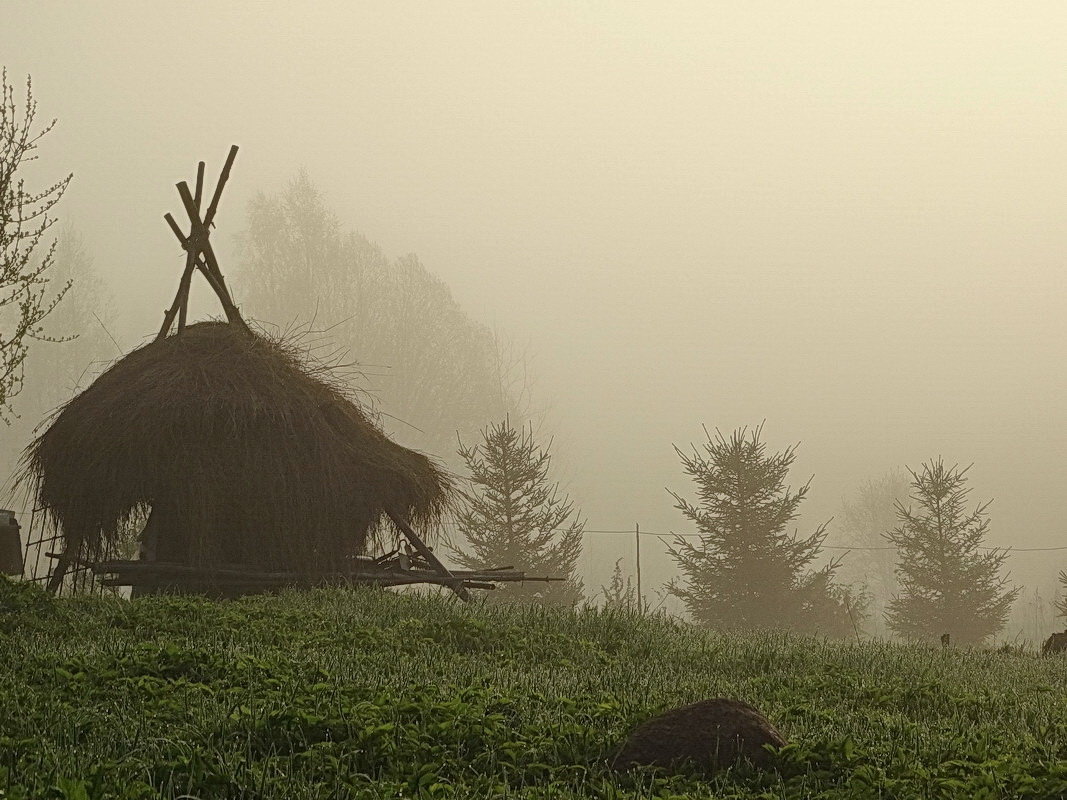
[150,147,472,599]
[158,144,247,339]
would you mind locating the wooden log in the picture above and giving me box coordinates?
[90,559,561,590]
[91,559,552,582]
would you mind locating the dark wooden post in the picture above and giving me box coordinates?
[635,521,643,613]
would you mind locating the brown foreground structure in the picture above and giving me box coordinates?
[20,146,553,599]
[612,698,786,775]
[26,321,449,577]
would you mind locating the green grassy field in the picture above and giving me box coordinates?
[2,578,1066,799]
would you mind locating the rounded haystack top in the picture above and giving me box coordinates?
[24,321,451,570]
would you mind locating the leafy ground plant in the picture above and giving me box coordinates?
[1,580,1066,798]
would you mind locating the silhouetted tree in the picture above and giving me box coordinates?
[1,70,72,418]
[1053,571,1067,624]
[600,558,638,612]
[1017,585,1057,644]
[833,470,909,637]
[235,174,520,465]
[450,417,584,606]
[884,459,1018,646]
[667,424,863,636]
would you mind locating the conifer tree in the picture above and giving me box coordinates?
[1056,572,1067,623]
[884,459,1018,645]
[666,424,861,636]
[450,418,584,606]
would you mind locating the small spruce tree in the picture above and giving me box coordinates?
[884,459,1018,646]
[1056,572,1067,624]
[667,424,861,636]
[450,418,584,606]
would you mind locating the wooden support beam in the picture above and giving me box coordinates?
[45,532,82,594]
[385,510,471,601]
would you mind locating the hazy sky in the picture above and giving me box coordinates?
[4,1,1067,604]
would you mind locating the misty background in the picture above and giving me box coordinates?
[3,2,1066,635]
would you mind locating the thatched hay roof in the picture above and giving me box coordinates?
[22,321,450,571]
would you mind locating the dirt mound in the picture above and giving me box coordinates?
[612,698,786,775]
[1043,632,1067,655]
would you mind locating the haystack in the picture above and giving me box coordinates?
[21,146,452,593]
[25,321,449,572]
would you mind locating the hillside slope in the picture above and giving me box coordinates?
[1,579,1066,799]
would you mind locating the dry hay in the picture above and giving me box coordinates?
[20,321,450,573]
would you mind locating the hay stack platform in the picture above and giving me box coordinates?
[23,146,560,600]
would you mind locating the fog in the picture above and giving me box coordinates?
[4,2,1066,619]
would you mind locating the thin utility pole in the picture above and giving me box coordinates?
[635,521,643,613]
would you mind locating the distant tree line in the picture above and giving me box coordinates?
[234,173,524,468]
